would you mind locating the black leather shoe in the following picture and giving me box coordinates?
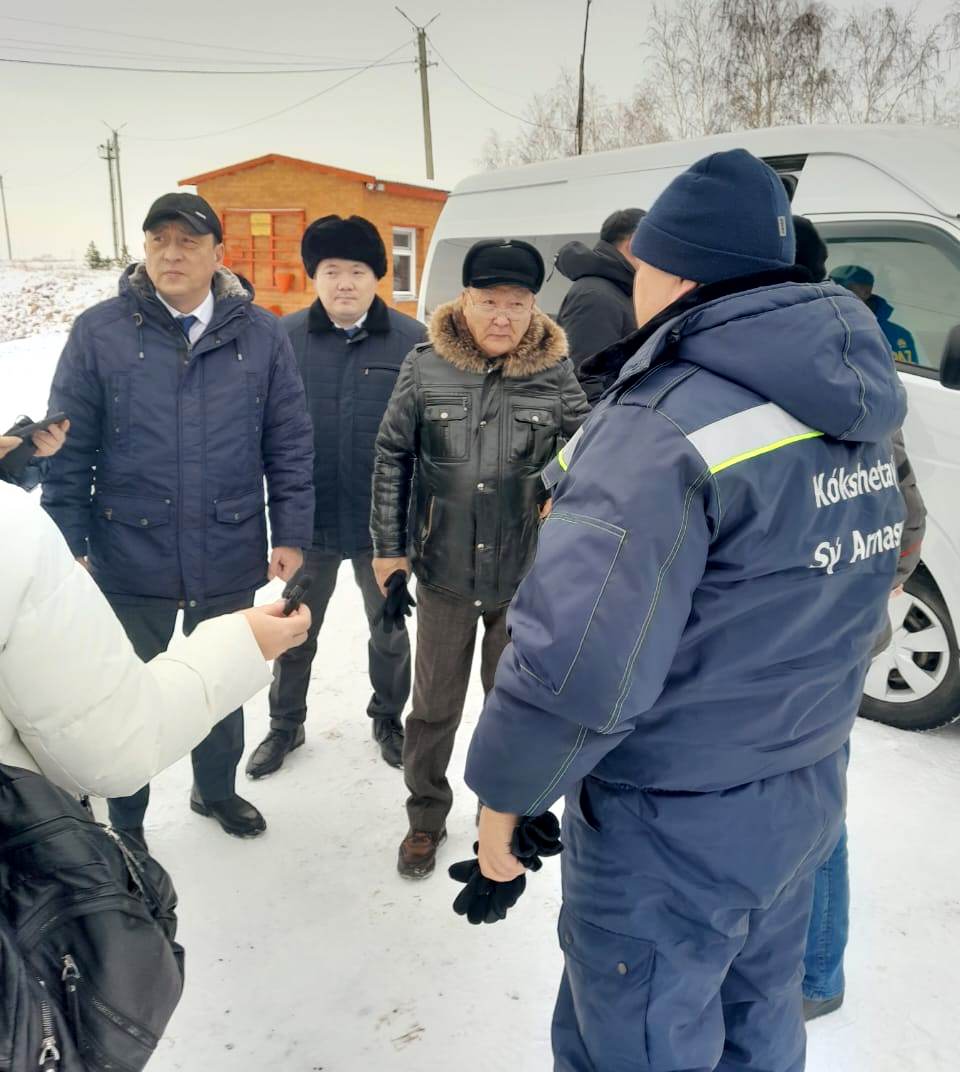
[372,716,404,769]
[190,790,266,838]
[246,725,305,779]
[803,994,844,1021]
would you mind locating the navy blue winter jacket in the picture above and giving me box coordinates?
[42,265,314,604]
[284,296,425,555]
[466,278,908,814]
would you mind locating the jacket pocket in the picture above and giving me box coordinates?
[510,404,557,466]
[215,489,265,525]
[515,511,625,694]
[558,907,655,1071]
[423,400,469,462]
[96,491,171,529]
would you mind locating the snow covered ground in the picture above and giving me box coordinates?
[2,320,959,1071]
[0,262,115,344]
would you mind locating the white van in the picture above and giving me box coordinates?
[420,124,960,732]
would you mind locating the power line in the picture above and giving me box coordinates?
[0,36,381,67]
[0,14,362,63]
[124,39,413,142]
[427,35,576,133]
[0,54,414,76]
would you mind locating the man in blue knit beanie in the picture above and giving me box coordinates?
[465,149,905,1070]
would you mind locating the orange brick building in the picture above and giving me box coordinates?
[178,154,447,318]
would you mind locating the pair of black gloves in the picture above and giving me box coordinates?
[373,570,416,633]
[448,811,562,925]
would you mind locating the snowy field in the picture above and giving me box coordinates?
[3,321,960,1070]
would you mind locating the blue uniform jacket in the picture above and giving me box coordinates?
[466,280,908,814]
[42,265,315,604]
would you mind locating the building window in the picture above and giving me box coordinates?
[393,227,417,300]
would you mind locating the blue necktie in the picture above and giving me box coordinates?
[176,315,199,340]
[343,325,360,340]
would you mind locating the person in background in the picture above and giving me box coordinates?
[830,264,920,365]
[1,434,311,801]
[371,239,589,879]
[556,207,645,379]
[246,216,424,779]
[42,193,315,845]
[465,152,906,1070]
[796,217,928,1022]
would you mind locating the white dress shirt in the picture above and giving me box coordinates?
[157,290,215,347]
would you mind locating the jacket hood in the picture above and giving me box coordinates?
[619,278,907,444]
[556,240,634,294]
[119,263,253,304]
[428,298,568,379]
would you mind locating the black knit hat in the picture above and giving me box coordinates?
[462,239,545,293]
[793,215,828,282]
[301,215,387,279]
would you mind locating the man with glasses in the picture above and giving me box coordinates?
[371,239,589,878]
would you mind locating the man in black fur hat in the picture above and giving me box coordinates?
[371,239,590,878]
[246,215,426,778]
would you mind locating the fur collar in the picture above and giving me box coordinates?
[122,262,251,304]
[428,298,567,379]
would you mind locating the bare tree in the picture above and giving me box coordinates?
[477,69,667,169]
[830,6,945,124]
[647,0,729,139]
[718,0,835,127]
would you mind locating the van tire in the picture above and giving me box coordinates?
[860,570,960,732]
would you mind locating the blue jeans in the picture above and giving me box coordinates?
[802,823,849,1001]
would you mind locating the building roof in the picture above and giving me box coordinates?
[179,153,447,202]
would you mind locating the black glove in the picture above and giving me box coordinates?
[511,811,563,872]
[0,416,38,485]
[449,849,526,925]
[448,811,563,925]
[373,570,416,633]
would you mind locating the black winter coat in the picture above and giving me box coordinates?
[556,240,636,372]
[285,296,426,555]
[371,301,590,609]
[42,265,314,604]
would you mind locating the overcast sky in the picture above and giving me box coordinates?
[0,0,952,258]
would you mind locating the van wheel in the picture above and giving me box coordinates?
[860,572,960,731]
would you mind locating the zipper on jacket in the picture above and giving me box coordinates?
[37,979,60,1071]
[61,955,84,1050]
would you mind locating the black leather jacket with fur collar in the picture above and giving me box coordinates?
[371,299,589,608]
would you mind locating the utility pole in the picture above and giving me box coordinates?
[0,175,11,260]
[98,139,120,261]
[396,8,439,181]
[576,0,593,156]
[112,128,128,261]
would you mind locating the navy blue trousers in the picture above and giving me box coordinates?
[106,591,254,829]
[553,750,846,1072]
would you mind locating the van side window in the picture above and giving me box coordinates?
[820,222,960,375]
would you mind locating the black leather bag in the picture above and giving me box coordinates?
[0,763,185,1071]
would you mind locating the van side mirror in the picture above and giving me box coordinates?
[940,326,960,390]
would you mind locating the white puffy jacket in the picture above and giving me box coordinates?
[0,482,272,797]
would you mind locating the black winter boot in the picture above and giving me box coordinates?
[372,716,404,769]
[246,725,305,779]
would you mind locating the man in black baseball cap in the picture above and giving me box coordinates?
[371,237,588,879]
[42,189,314,845]
[142,192,223,242]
